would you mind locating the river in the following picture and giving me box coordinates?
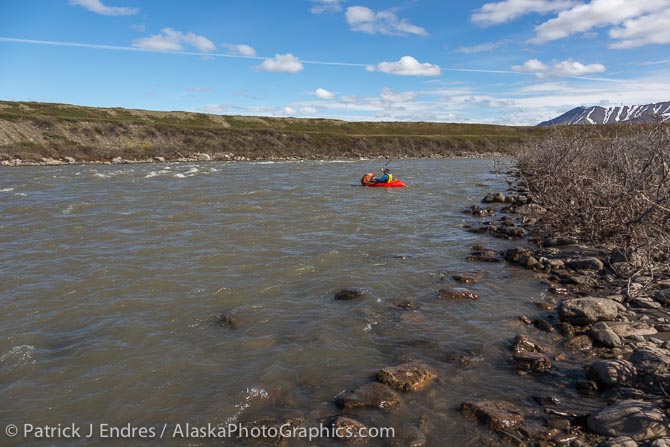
[0,159,589,446]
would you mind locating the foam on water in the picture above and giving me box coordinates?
[0,187,14,192]
[0,345,36,368]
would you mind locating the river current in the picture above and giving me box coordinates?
[1,159,588,446]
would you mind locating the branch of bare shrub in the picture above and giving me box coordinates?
[518,123,670,274]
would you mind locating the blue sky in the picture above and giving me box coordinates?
[1,0,669,125]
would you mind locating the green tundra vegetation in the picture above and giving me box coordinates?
[0,100,550,162]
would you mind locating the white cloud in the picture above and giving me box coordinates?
[531,0,669,44]
[371,56,441,76]
[512,58,606,78]
[282,107,297,115]
[609,7,670,48]
[130,23,145,32]
[310,0,344,14]
[222,43,256,56]
[69,0,138,16]
[202,104,227,114]
[345,6,428,36]
[380,87,417,102]
[315,88,335,99]
[454,40,507,54]
[258,54,304,73]
[300,106,318,114]
[472,0,575,26]
[133,28,215,52]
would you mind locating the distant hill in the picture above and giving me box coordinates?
[0,100,547,164]
[538,101,670,126]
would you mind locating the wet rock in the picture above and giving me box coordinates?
[513,352,552,373]
[461,400,525,431]
[438,287,479,301]
[111,156,123,164]
[564,335,593,353]
[198,153,211,161]
[214,312,241,329]
[649,438,670,447]
[655,324,670,332]
[512,334,547,353]
[566,257,605,272]
[533,318,555,332]
[591,322,623,348]
[558,322,576,337]
[466,205,495,217]
[393,300,415,309]
[597,437,638,447]
[482,192,507,203]
[153,156,166,162]
[392,426,426,447]
[532,395,561,406]
[587,400,669,441]
[240,417,304,445]
[558,297,619,325]
[607,322,658,338]
[588,359,638,388]
[503,247,533,263]
[376,362,437,392]
[335,382,401,411]
[334,288,367,301]
[452,273,481,284]
[577,380,599,395]
[332,417,368,444]
[531,301,555,311]
[444,351,481,367]
[519,425,560,443]
[629,347,670,376]
[518,315,532,325]
[64,156,76,164]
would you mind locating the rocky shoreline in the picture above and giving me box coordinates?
[455,171,670,446]
[211,164,669,446]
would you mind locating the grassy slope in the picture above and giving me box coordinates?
[0,100,548,161]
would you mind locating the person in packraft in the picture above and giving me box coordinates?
[371,167,392,184]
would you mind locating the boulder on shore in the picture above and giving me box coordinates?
[587,400,669,441]
[558,297,619,325]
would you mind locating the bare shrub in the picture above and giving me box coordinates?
[519,124,670,265]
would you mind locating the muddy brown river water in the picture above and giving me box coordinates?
[0,159,603,446]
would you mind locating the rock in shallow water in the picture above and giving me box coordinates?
[587,400,669,441]
[512,334,547,353]
[438,287,479,301]
[335,382,402,411]
[513,352,552,373]
[334,288,367,301]
[331,417,368,444]
[461,400,525,431]
[376,362,437,392]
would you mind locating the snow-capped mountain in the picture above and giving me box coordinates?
[538,101,670,126]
